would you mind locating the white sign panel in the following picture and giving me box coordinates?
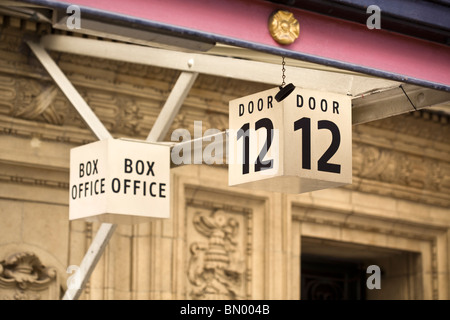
[229,87,352,193]
[69,139,170,224]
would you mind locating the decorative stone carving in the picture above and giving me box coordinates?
[187,209,244,300]
[15,84,62,125]
[0,252,58,300]
[352,142,450,198]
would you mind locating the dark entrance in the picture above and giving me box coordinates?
[301,255,366,300]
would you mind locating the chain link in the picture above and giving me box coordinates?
[281,56,286,87]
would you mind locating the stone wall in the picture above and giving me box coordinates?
[0,14,449,300]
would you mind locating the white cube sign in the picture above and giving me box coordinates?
[69,139,170,224]
[229,87,352,193]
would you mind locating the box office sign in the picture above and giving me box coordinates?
[69,139,170,224]
[228,87,352,193]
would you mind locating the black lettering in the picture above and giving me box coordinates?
[318,120,341,173]
[86,162,92,176]
[248,101,254,114]
[92,159,98,175]
[124,158,133,173]
[255,118,274,172]
[267,95,273,109]
[100,178,105,194]
[94,180,99,195]
[297,95,303,108]
[136,160,144,175]
[257,98,263,111]
[124,179,131,194]
[78,183,83,198]
[111,178,120,193]
[159,183,166,198]
[309,97,316,110]
[294,117,311,170]
[79,163,84,178]
[239,103,244,116]
[333,101,339,114]
[237,123,250,175]
[71,185,77,199]
[149,182,157,197]
[133,180,140,195]
[84,181,89,197]
[321,99,327,112]
[146,161,155,176]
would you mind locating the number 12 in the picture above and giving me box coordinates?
[237,117,341,175]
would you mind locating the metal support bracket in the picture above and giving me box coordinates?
[27,40,197,300]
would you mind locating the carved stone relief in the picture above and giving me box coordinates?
[0,252,59,300]
[186,202,252,300]
[352,142,450,197]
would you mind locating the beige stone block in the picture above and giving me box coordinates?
[344,214,395,232]
[199,165,227,183]
[116,224,133,237]
[311,187,352,205]
[429,207,450,226]
[422,272,433,300]
[150,236,163,299]
[134,235,151,293]
[290,205,309,220]
[270,197,283,249]
[68,225,88,266]
[161,215,174,237]
[251,212,266,300]
[172,235,187,299]
[351,192,398,217]
[385,235,423,253]
[0,135,70,170]
[159,237,173,293]
[341,228,388,247]
[111,233,131,294]
[135,222,152,236]
[436,234,449,299]
[0,182,68,206]
[300,222,341,240]
[292,191,314,201]
[396,200,432,223]
[69,219,87,233]
[418,241,432,271]
[290,221,301,300]
[160,292,173,300]
[22,202,69,263]
[0,199,22,244]
[304,209,348,225]
[113,290,131,300]
[134,291,151,300]
[88,288,104,300]
[89,246,113,300]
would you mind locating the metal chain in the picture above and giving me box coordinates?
[281,56,286,87]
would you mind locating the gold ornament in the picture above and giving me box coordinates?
[268,10,300,45]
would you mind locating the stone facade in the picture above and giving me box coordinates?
[0,14,449,300]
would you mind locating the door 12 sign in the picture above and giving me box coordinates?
[228,87,352,193]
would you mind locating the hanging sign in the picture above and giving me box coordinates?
[69,139,170,224]
[228,87,352,193]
